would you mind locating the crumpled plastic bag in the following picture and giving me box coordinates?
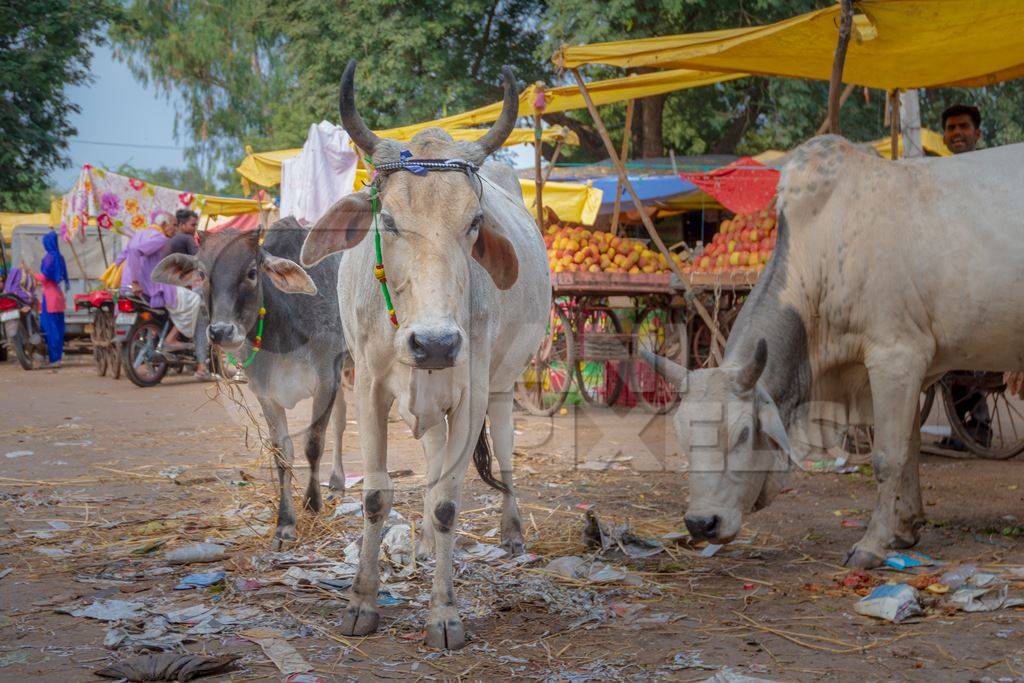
[95,653,239,681]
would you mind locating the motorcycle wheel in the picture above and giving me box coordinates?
[12,318,34,371]
[123,319,169,387]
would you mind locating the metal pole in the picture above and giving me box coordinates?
[571,68,727,357]
[534,112,545,229]
[889,89,901,160]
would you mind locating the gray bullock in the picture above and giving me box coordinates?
[154,220,348,547]
[301,61,549,649]
[646,136,1024,569]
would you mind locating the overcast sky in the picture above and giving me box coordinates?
[52,42,533,194]
[52,43,186,192]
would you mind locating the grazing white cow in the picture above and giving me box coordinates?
[300,61,550,649]
[646,136,1024,569]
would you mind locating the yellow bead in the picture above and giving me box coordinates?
[259,307,266,316]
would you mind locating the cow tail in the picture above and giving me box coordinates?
[473,422,509,494]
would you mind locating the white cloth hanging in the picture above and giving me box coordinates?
[280,121,358,224]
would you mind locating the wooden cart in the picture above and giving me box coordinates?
[514,271,688,416]
[73,290,121,379]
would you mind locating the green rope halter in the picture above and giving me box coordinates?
[370,184,399,328]
[226,306,265,368]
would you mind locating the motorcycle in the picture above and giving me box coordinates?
[115,294,205,387]
[0,290,46,370]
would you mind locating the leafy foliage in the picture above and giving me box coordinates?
[0,0,112,207]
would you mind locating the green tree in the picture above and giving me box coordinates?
[0,0,112,208]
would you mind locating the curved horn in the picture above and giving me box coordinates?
[639,348,688,389]
[339,59,382,155]
[737,338,768,391]
[474,66,519,157]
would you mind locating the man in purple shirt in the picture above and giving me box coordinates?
[118,212,177,308]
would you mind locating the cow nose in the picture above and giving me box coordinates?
[208,322,235,345]
[408,330,462,369]
[684,515,720,541]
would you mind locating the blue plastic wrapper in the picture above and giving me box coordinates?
[174,570,226,590]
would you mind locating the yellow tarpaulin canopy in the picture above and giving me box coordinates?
[0,212,51,242]
[554,0,1024,89]
[238,156,603,226]
[196,194,271,217]
[873,128,951,158]
[378,69,745,140]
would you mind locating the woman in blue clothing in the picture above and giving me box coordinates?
[35,232,69,367]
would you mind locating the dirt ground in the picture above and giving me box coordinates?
[3,356,1024,682]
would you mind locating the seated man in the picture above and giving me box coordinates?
[160,209,210,378]
[117,211,176,310]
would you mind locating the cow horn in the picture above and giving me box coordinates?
[339,59,382,155]
[639,348,688,389]
[474,66,519,158]
[737,339,768,391]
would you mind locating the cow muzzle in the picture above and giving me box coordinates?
[407,328,462,369]
[207,321,245,350]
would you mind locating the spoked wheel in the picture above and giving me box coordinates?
[92,309,114,377]
[574,306,624,407]
[123,320,169,388]
[12,314,45,370]
[634,306,686,414]
[941,375,1024,460]
[515,305,575,416]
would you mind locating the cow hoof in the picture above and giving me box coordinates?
[272,525,297,550]
[891,531,920,549]
[845,547,883,569]
[415,539,434,562]
[328,472,345,492]
[500,536,526,557]
[425,616,466,650]
[303,493,322,514]
[339,601,379,636]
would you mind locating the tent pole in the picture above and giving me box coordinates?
[571,68,726,358]
[66,234,87,280]
[611,98,635,236]
[827,0,854,134]
[96,226,109,268]
[889,89,901,160]
[534,112,545,229]
[541,139,564,185]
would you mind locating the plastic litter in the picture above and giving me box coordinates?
[174,570,225,590]
[240,629,312,675]
[4,450,33,459]
[939,564,978,590]
[700,544,723,558]
[0,652,29,667]
[95,653,239,681]
[382,524,413,568]
[854,583,922,623]
[703,668,778,682]
[158,466,187,480]
[285,675,329,683]
[883,552,933,571]
[458,541,508,563]
[164,543,226,565]
[948,574,1024,612]
[544,556,642,585]
[65,598,147,622]
[582,510,663,559]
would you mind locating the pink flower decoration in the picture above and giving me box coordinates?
[97,213,113,229]
[178,192,195,206]
[129,178,146,191]
[100,192,121,216]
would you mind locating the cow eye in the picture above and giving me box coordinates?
[381,214,398,235]
[247,266,258,281]
[468,214,483,234]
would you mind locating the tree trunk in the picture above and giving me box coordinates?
[639,93,665,158]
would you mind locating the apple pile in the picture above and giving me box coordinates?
[544,223,686,274]
[688,208,778,275]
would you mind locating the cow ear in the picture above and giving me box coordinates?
[301,190,373,267]
[152,253,199,287]
[472,224,519,290]
[756,386,792,461]
[262,253,317,295]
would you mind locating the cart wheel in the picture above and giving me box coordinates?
[94,344,108,376]
[110,345,122,380]
[515,306,575,416]
[574,307,624,407]
[941,378,1024,460]
[634,306,685,414]
[92,309,112,377]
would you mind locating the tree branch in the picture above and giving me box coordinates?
[470,0,500,79]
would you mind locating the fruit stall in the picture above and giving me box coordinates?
[515,196,781,416]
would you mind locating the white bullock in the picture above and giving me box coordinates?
[301,61,550,649]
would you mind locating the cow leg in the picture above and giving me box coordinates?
[339,372,393,637]
[327,386,346,492]
[416,422,446,561]
[257,396,297,549]
[487,389,525,556]
[424,392,487,650]
[847,357,926,568]
[301,381,337,514]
